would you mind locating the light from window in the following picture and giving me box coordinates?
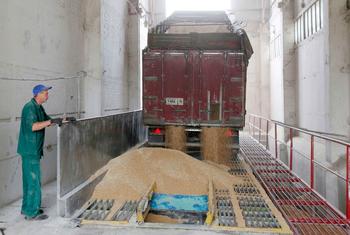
[295,0,323,44]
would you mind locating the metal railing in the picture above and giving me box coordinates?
[246,113,350,220]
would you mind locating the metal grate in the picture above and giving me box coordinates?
[215,189,236,226]
[234,183,260,196]
[79,199,114,221]
[112,200,138,222]
[238,195,281,228]
[240,134,350,235]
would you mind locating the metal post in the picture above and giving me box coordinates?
[253,116,256,139]
[266,121,269,149]
[259,118,261,143]
[346,145,350,220]
[275,123,278,159]
[248,115,251,135]
[310,135,314,189]
[249,115,252,136]
[290,128,293,171]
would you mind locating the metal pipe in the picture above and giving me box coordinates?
[347,145,350,220]
[240,137,349,234]
[240,140,331,234]
[243,133,350,230]
[253,115,256,139]
[310,135,314,189]
[258,118,261,143]
[266,120,269,149]
[248,114,350,146]
[275,123,278,159]
[290,128,293,171]
[248,115,347,179]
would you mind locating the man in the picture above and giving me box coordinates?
[17,85,62,220]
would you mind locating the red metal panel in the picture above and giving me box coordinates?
[162,51,190,123]
[190,51,200,122]
[143,51,163,124]
[198,52,225,123]
[222,53,245,125]
[143,49,246,127]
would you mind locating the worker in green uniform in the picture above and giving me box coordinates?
[17,84,63,220]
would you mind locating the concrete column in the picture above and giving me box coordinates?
[259,23,271,119]
[82,0,103,117]
[269,2,284,122]
[281,0,297,126]
[152,0,166,25]
[328,0,350,137]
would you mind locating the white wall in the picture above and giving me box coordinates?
[287,0,349,212]
[282,0,297,125]
[82,0,102,117]
[289,0,349,136]
[269,2,284,122]
[245,23,262,116]
[229,0,271,118]
[294,0,329,132]
[0,0,84,207]
[328,0,350,137]
[0,0,149,207]
[101,0,130,115]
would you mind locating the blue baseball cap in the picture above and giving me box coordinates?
[33,84,52,96]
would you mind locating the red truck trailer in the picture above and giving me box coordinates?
[143,11,253,151]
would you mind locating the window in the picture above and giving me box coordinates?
[294,0,323,44]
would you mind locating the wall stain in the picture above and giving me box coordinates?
[340,64,350,73]
[40,36,47,54]
[23,30,31,48]
[55,40,61,50]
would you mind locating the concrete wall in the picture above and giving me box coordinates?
[0,0,150,207]
[269,2,284,122]
[244,23,261,116]
[230,0,271,118]
[293,0,350,137]
[328,0,350,137]
[281,0,297,126]
[82,0,102,117]
[101,0,130,115]
[286,0,349,212]
[294,0,329,132]
[0,0,84,207]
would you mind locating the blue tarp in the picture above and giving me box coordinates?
[150,193,208,212]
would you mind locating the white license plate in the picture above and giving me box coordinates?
[165,98,184,105]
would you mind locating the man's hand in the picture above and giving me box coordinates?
[51,118,63,126]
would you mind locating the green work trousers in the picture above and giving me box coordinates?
[21,157,41,217]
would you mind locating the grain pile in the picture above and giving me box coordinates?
[201,127,231,164]
[90,148,242,205]
[165,126,186,152]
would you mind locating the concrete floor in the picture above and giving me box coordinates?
[0,181,233,235]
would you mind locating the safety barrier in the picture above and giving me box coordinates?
[246,113,350,220]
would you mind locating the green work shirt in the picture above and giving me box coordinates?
[17,98,51,159]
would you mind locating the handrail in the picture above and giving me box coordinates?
[246,113,350,220]
[248,113,350,146]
